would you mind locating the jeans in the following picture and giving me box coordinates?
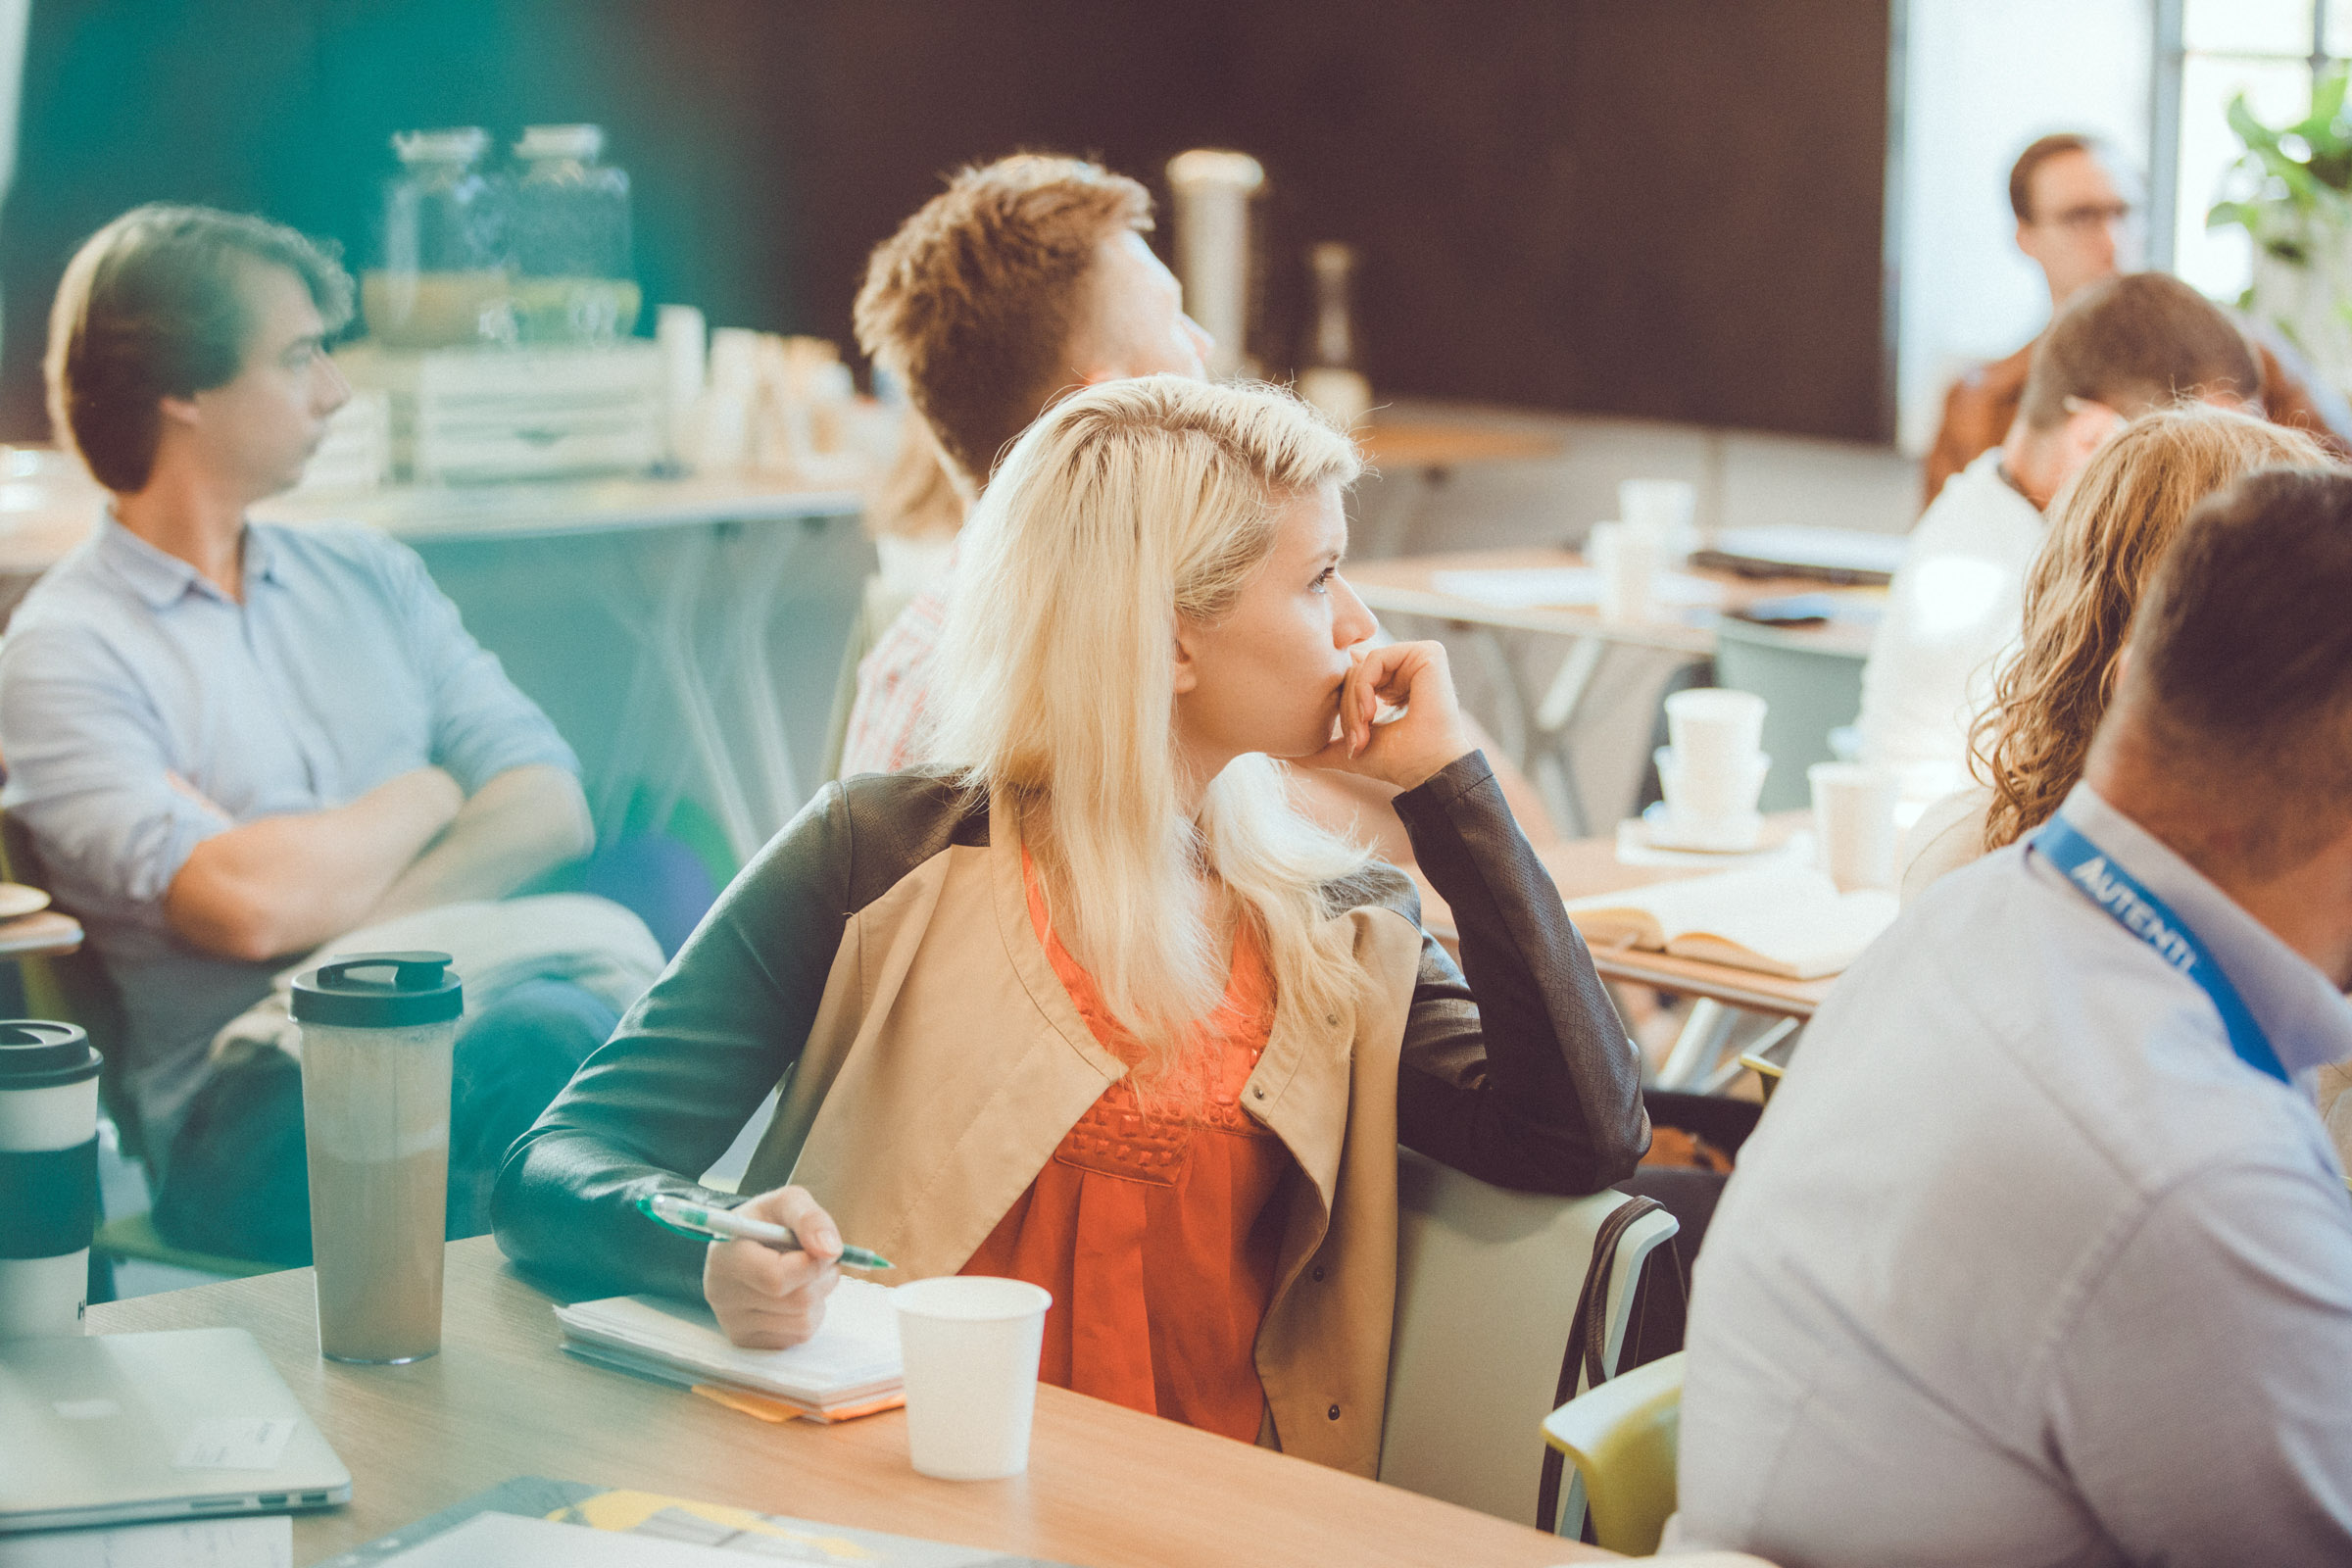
[151,978,616,1265]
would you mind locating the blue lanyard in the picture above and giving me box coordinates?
[2030,810,2288,1086]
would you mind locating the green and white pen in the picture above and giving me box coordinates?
[637,1192,894,1271]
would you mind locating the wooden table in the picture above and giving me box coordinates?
[1347,547,1880,836]
[86,1238,1605,1568]
[1345,546,1880,661]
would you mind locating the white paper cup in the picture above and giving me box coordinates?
[1588,521,1661,623]
[1664,687,1767,775]
[1656,745,1770,847]
[1619,478,1697,562]
[894,1276,1052,1480]
[1810,761,1900,891]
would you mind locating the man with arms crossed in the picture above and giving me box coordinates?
[0,206,617,1261]
[1681,467,2352,1564]
[1922,131,2350,507]
[1858,272,2259,806]
[842,154,1552,857]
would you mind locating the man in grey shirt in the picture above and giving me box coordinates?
[0,206,611,1261]
[1678,465,2352,1565]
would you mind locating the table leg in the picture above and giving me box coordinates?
[1653,998,1738,1090]
[1527,635,1605,836]
[596,522,768,865]
[718,516,812,839]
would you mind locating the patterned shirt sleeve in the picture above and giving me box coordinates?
[838,589,947,777]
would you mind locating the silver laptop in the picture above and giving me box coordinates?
[0,1327,351,1534]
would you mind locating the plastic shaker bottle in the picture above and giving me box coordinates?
[291,953,463,1363]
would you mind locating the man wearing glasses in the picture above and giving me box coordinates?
[1921,133,2352,507]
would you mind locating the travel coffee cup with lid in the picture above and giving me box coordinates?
[292,952,462,1364]
[0,1021,102,1339]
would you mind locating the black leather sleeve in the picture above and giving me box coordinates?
[489,771,981,1299]
[1372,751,1651,1194]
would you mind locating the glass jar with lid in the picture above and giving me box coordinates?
[509,123,641,343]
[364,127,515,350]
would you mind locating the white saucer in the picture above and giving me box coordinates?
[0,883,51,919]
[1637,801,1764,853]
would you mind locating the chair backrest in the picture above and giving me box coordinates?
[1710,620,1865,811]
[0,809,141,1159]
[819,574,921,783]
[1379,1149,1679,1532]
[1542,1348,1685,1555]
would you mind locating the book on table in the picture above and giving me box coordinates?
[554,1277,903,1421]
[1562,865,1897,979]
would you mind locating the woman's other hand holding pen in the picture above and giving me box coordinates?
[704,1184,843,1349]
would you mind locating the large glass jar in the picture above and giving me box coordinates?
[509,123,641,343]
[364,127,514,350]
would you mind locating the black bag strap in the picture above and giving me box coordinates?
[1535,1194,1675,1533]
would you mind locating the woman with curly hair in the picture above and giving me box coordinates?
[1899,404,2335,900]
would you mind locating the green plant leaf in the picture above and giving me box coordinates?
[2230,92,2285,154]
[2208,199,2257,232]
[2310,66,2350,138]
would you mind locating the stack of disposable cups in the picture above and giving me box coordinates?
[1619,477,1699,564]
[1587,521,1660,624]
[656,305,707,468]
[1654,688,1770,850]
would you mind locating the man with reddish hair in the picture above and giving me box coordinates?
[837,154,1558,860]
[838,155,1210,778]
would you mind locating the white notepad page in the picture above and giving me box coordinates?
[555,1277,903,1404]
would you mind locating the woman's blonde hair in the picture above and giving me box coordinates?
[1973,404,2334,849]
[929,375,1369,1084]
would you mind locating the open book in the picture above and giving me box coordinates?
[555,1278,903,1420]
[1563,866,1897,979]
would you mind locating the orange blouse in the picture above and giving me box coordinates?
[959,854,1292,1442]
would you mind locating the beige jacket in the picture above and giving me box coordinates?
[495,756,1649,1475]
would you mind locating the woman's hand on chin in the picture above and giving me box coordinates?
[703,1184,845,1348]
[1300,640,1477,793]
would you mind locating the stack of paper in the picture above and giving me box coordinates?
[1563,865,1897,979]
[554,1281,903,1421]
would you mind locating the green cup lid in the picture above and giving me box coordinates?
[291,952,464,1028]
[0,1019,99,1088]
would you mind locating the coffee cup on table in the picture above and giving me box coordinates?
[0,1021,101,1339]
[1809,761,1900,892]
[292,953,463,1365]
[1653,688,1771,849]
[1619,477,1698,563]
[893,1276,1052,1480]
[1588,521,1661,624]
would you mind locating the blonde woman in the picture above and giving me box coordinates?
[494,377,1649,1472]
[1899,404,2334,900]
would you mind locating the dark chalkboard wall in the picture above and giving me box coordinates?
[0,0,1893,444]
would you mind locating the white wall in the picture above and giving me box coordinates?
[1895,0,2153,455]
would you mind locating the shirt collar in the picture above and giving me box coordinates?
[2040,783,2352,1081]
[96,511,279,609]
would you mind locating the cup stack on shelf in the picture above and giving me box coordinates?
[1652,688,1772,851]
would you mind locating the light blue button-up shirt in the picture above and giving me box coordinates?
[0,515,576,1143]
[1679,782,2352,1567]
